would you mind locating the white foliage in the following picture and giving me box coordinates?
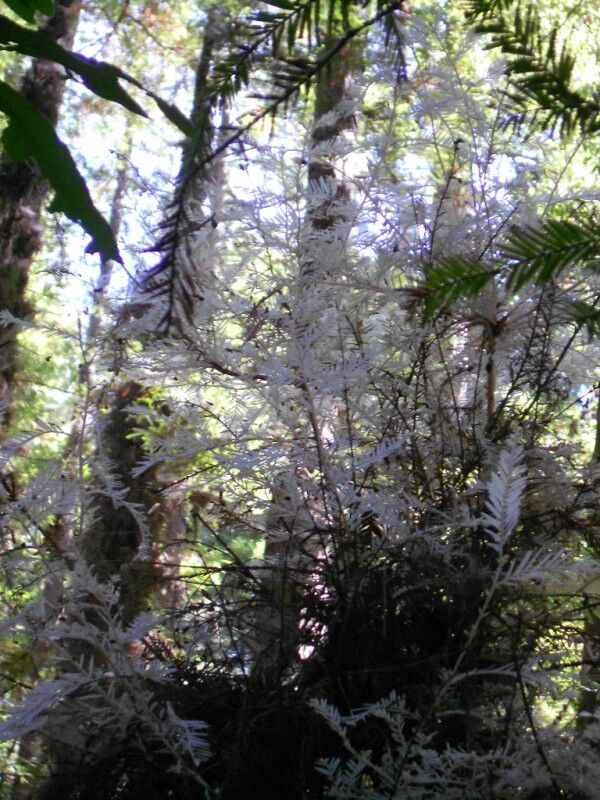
[313,693,513,799]
[0,562,210,779]
[501,548,566,586]
[0,2,598,796]
[0,673,88,741]
[165,703,211,767]
[480,446,527,553]
[355,436,407,471]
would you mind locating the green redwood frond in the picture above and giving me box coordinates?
[566,298,600,337]
[424,258,495,317]
[504,218,600,290]
[466,1,600,136]
[151,1,408,331]
[423,217,600,315]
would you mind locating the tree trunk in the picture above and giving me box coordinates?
[0,6,81,798]
[577,384,600,730]
[82,12,224,622]
[249,30,364,683]
[0,0,80,434]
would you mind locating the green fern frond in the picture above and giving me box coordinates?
[424,258,495,317]
[503,218,600,290]
[151,2,407,330]
[465,0,515,18]
[466,1,600,136]
[211,3,318,107]
[566,298,600,338]
[215,1,404,108]
[422,218,600,315]
[215,0,360,106]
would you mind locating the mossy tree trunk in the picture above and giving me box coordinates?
[0,0,80,435]
[0,6,81,799]
[82,11,223,622]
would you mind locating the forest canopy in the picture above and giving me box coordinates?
[0,1,599,798]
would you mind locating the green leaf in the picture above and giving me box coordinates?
[0,14,192,135]
[265,0,296,9]
[0,79,121,263]
[467,2,600,137]
[424,257,494,317]
[567,299,600,338]
[141,88,194,137]
[0,14,146,116]
[2,0,34,22]
[1,0,53,22]
[35,0,53,13]
[503,219,600,290]
[1,114,30,160]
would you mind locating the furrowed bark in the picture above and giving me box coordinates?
[0,0,80,434]
[82,381,167,622]
[0,6,81,797]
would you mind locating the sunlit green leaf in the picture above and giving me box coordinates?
[0,14,193,134]
[0,79,121,262]
[2,0,54,24]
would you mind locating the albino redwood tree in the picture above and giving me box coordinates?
[1,2,600,800]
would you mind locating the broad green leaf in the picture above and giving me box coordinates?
[0,79,121,263]
[254,12,284,22]
[2,0,35,23]
[2,0,54,23]
[1,114,30,159]
[138,87,194,138]
[0,14,192,135]
[0,15,146,116]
